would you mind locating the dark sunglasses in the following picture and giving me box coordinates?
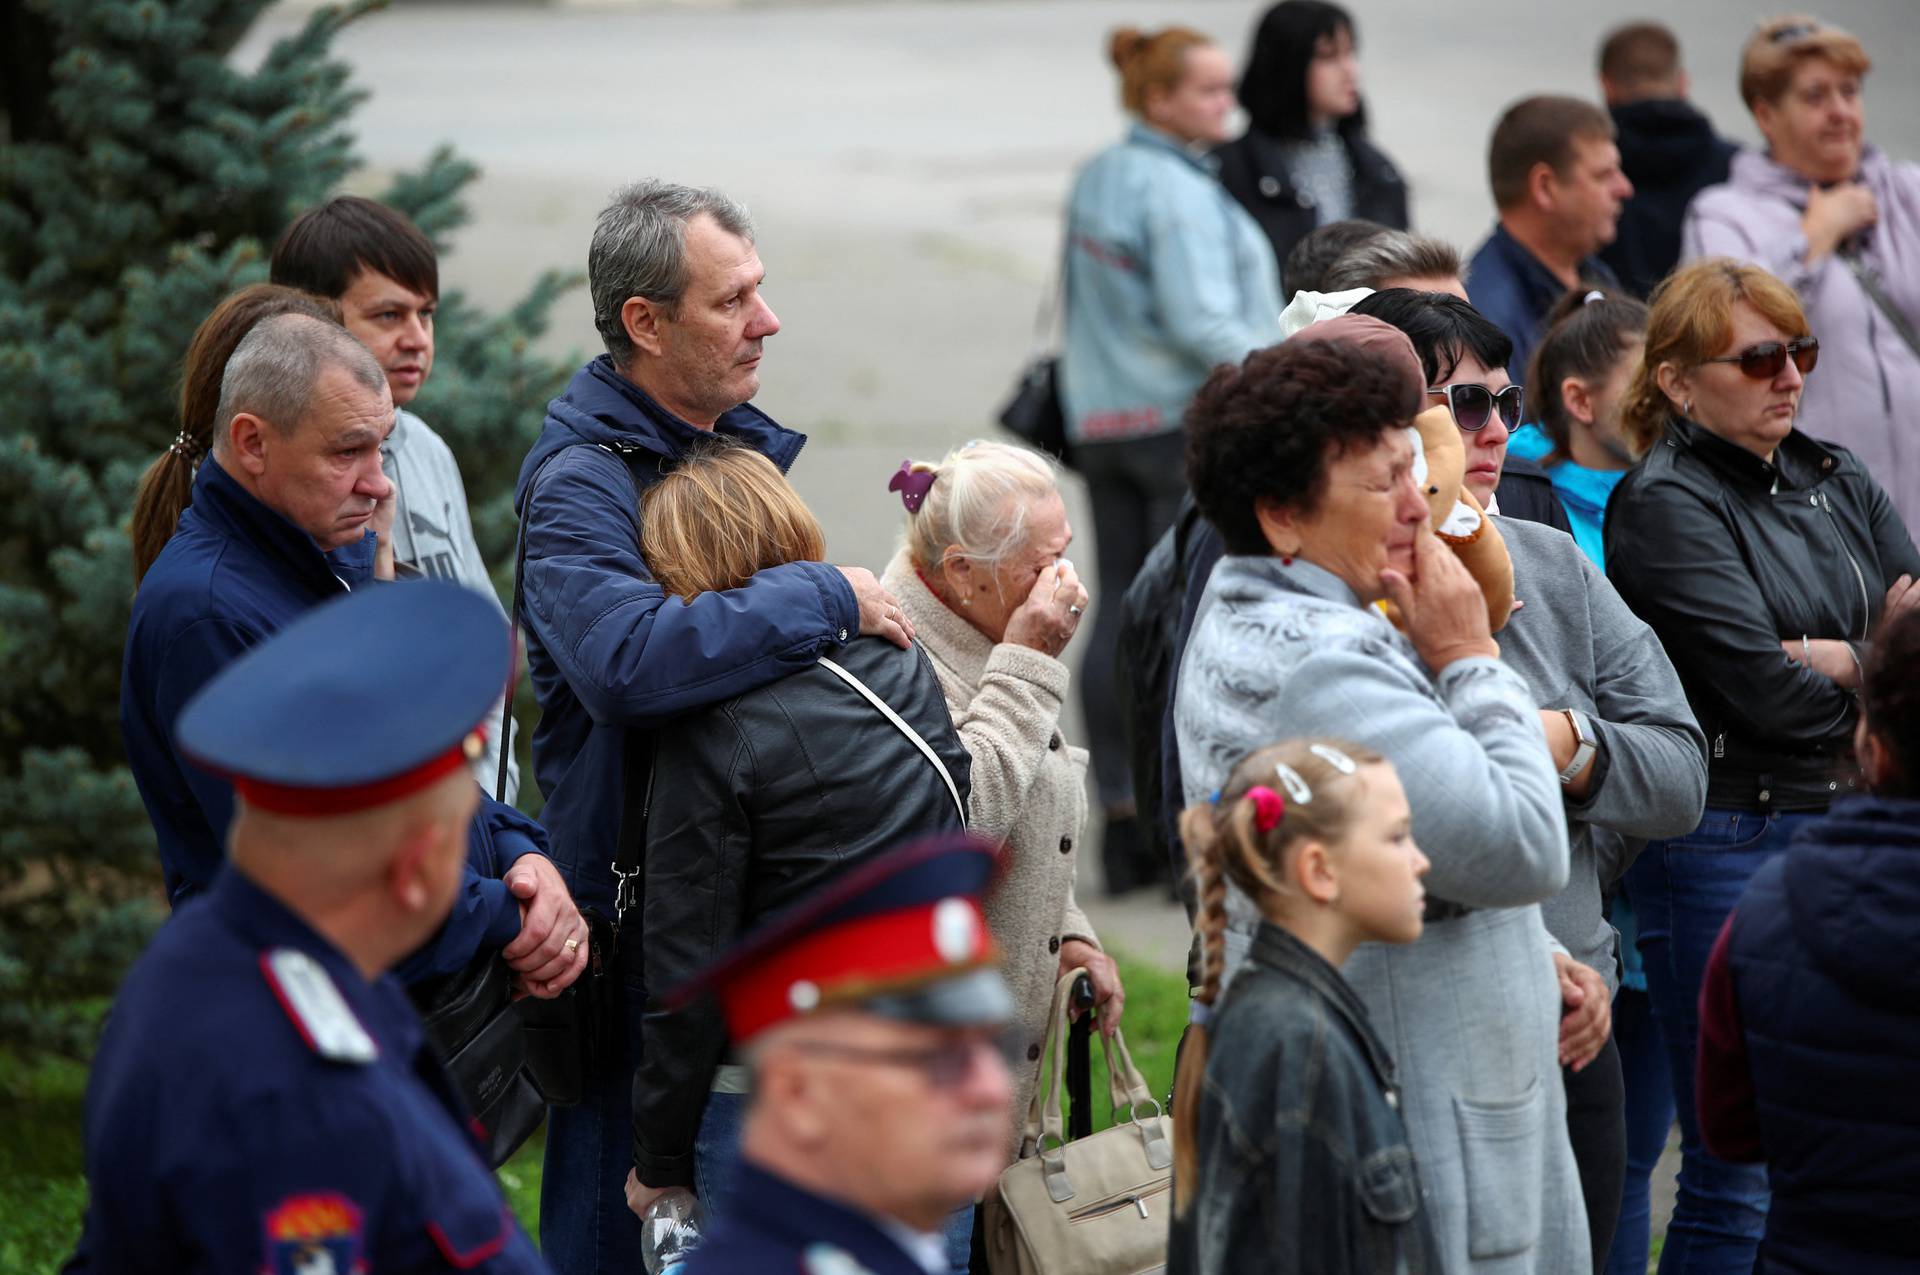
[1428,383,1524,433]
[1700,337,1819,380]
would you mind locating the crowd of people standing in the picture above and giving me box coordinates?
[64,5,1920,1275]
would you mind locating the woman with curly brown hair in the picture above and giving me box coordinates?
[1175,319,1588,1272]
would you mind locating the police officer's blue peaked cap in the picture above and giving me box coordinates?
[670,832,1014,1040]
[175,581,512,816]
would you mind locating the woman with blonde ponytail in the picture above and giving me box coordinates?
[1168,738,1438,1275]
[1060,23,1283,895]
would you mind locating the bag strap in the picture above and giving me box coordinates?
[816,656,965,825]
[498,442,654,921]
[1844,253,1920,363]
[1017,967,1172,1201]
[495,450,565,803]
[1025,234,1068,359]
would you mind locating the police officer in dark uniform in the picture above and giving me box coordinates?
[672,835,1015,1275]
[66,581,549,1274]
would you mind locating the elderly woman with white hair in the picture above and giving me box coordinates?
[882,440,1124,1147]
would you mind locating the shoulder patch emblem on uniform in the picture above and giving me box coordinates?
[261,948,378,1064]
[263,1192,365,1275]
[802,1243,876,1275]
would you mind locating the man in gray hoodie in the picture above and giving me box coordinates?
[272,196,518,800]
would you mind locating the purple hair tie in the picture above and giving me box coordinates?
[888,461,936,513]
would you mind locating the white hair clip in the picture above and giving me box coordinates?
[1273,763,1314,805]
[1583,289,1606,305]
[1309,744,1358,774]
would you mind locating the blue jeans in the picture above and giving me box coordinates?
[1625,807,1816,1273]
[693,1090,975,1272]
[1606,981,1674,1275]
[540,922,648,1274]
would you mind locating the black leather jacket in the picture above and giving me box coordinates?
[629,636,970,1186]
[1169,922,1439,1275]
[1606,421,1920,811]
[1213,127,1409,278]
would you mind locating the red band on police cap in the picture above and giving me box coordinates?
[230,728,485,817]
[719,896,992,1041]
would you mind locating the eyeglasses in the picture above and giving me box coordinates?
[1427,383,1525,433]
[1700,338,1819,380]
[1768,21,1819,43]
[788,1035,997,1088]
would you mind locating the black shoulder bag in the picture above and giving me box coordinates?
[995,245,1074,467]
[505,444,650,1108]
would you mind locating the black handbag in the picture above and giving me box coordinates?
[413,952,549,1168]
[997,356,1071,466]
[996,256,1073,467]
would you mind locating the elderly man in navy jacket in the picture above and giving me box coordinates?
[515,179,911,1272]
[121,312,584,993]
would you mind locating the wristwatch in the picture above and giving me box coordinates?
[1559,709,1597,787]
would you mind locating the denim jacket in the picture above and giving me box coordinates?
[1058,124,1282,445]
[1172,921,1440,1275]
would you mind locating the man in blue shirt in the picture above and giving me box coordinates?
[1469,96,1633,384]
[70,582,550,1274]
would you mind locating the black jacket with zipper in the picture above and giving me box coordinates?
[1213,127,1409,281]
[629,635,970,1187]
[1605,420,1920,811]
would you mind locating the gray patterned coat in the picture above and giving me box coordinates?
[1175,554,1590,1274]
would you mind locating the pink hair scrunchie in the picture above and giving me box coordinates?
[1246,785,1286,832]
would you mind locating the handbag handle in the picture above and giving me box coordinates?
[1019,966,1171,1201]
[816,655,966,825]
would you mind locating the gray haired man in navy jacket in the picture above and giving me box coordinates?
[514,179,911,1274]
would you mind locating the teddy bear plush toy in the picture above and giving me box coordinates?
[1279,298,1515,637]
[1406,403,1514,634]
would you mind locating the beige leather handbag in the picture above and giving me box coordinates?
[980,967,1174,1275]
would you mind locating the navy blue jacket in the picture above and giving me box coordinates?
[66,870,548,1274]
[683,1160,929,1275]
[1468,225,1621,385]
[121,458,539,979]
[1715,796,1920,1274]
[513,357,857,911]
[1600,98,1739,299]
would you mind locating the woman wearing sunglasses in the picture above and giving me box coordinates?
[1606,257,1920,1274]
[1356,285,1710,1273]
[1349,288,1566,528]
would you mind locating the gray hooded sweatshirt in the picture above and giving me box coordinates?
[383,408,518,801]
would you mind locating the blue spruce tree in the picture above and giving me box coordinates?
[0,0,574,1055]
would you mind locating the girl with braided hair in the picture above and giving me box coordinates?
[1168,738,1440,1275]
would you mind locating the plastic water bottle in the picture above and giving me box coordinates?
[641,1187,704,1275]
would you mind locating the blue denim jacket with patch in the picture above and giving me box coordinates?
[1171,921,1439,1275]
[1058,124,1282,446]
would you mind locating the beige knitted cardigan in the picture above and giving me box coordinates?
[881,550,1100,1155]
